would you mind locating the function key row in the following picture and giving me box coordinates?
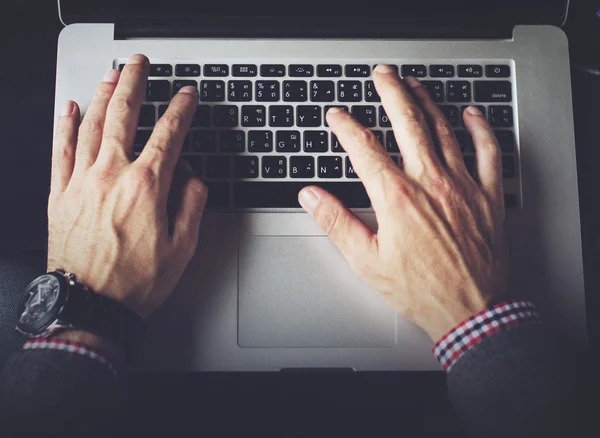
[122,63,511,78]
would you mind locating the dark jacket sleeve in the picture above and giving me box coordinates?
[0,349,123,435]
[447,323,580,438]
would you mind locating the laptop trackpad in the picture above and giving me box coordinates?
[238,236,396,348]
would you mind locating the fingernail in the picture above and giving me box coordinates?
[102,69,120,83]
[60,101,75,116]
[467,106,483,116]
[298,188,319,215]
[127,54,149,65]
[374,64,394,74]
[178,85,198,95]
[327,107,342,115]
[404,76,421,88]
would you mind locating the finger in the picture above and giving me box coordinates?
[51,101,80,193]
[404,76,466,176]
[463,106,504,209]
[74,69,120,172]
[96,54,150,166]
[326,107,406,210]
[136,86,199,190]
[171,161,209,256]
[298,186,377,271]
[372,65,441,176]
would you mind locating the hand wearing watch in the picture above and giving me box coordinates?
[16,270,146,359]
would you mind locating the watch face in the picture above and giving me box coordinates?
[17,274,67,334]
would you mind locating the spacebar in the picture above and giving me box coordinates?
[234,182,371,208]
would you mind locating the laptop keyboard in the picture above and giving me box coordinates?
[118,60,519,210]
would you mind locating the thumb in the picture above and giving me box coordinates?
[172,164,208,256]
[298,186,377,270]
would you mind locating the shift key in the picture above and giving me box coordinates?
[474,81,512,102]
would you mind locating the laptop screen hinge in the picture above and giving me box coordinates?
[114,17,514,40]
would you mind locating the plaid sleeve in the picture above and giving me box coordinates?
[23,338,118,380]
[433,300,541,371]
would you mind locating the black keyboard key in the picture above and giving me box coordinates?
[461,106,486,125]
[439,105,460,127]
[345,65,370,77]
[192,105,211,127]
[283,81,308,102]
[204,64,229,77]
[338,81,362,102]
[430,65,454,78]
[187,156,203,177]
[158,105,168,119]
[324,105,348,127]
[386,132,399,152]
[260,64,285,77]
[421,81,444,102]
[149,64,172,77]
[454,130,474,153]
[235,156,259,178]
[248,130,273,152]
[474,81,512,102]
[173,80,198,97]
[331,134,343,153]
[310,81,335,102]
[228,80,252,102]
[214,105,238,127]
[317,64,342,77]
[200,80,225,102]
[206,156,231,179]
[146,80,171,102]
[447,81,471,102]
[290,156,315,178]
[262,156,287,178]
[139,105,156,127]
[464,156,475,177]
[175,64,201,77]
[504,194,518,209]
[134,130,152,153]
[502,156,516,178]
[234,182,370,208]
[175,64,200,77]
[232,64,257,77]
[345,157,359,179]
[220,130,245,153]
[458,65,483,78]
[486,65,511,78]
[276,131,301,153]
[206,182,230,209]
[494,131,515,153]
[289,65,314,77]
[242,105,267,127]
[365,81,381,102]
[318,156,343,178]
[351,105,377,128]
[269,106,294,127]
[256,81,280,102]
[304,131,328,153]
[191,130,217,153]
[372,130,384,145]
[379,106,391,127]
[297,106,321,127]
[489,106,513,127]
[401,65,427,77]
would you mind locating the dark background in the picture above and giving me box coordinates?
[0,0,598,435]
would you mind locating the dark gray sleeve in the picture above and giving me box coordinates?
[447,323,579,438]
[0,349,123,434]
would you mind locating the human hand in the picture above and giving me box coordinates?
[298,64,508,342]
[48,54,208,319]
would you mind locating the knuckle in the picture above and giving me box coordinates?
[126,167,157,193]
[478,139,501,158]
[400,105,426,126]
[109,95,137,114]
[79,117,104,136]
[188,178,209,198]
[347,125,376,146]
[314,205,344,237]
[386,180,413,204]
[428,175,453,198]
[434,121,454,141]
[157,113,185,134]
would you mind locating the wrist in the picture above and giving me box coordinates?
[49,329,125,367]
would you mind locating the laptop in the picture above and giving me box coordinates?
[55,0,587,371]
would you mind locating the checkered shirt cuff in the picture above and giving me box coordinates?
[433,300,540,371]
[23,338,118,380]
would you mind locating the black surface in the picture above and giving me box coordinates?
[0,0,598,435]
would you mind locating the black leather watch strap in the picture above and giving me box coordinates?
[59,282,146,357]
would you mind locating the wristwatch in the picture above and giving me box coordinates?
[16,270,145,357]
